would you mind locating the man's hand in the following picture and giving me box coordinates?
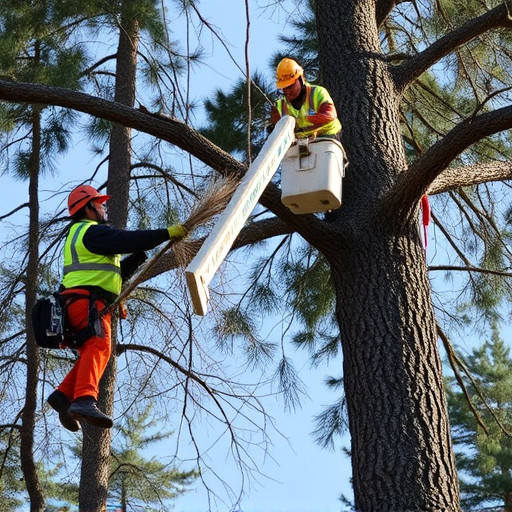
[167,224,188,240]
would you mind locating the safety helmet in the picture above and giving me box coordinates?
[276,58,304,89]
[68,184,110,216]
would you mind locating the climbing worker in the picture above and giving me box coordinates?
[270,57,342,139]
[47,184,188,431]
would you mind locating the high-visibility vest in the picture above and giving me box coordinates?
[276,83,342,137]
[62,220,122,296]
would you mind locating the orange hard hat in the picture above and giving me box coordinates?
[68,184,110,216]
[276,58,303,89]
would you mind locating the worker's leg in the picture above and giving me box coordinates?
[72,306,111,400]
[60,293,113,428]
[57,295,89,400]
[57,295,111,400]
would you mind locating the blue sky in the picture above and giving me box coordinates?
[171,359,352,512]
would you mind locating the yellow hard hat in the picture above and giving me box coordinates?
[276,58,303,89]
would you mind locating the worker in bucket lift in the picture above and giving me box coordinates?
[46,184,188,431]
[270,57,342,140]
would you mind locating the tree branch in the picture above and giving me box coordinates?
[437,324,489,435]
[429,265,512,278]
[0,79,324,239]
[0,202,29,221]
[439,324,512,439]
[376,0,411,28]
[381,105,512,216]
[142,216,294,283]
[392,3,512,92]
[430,211,473,266]
[429,161,512,195]
[0,78,243,176]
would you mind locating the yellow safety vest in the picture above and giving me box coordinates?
[276,83,342,138]
[62,220,122,296]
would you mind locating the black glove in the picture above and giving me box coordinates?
[120,251,147,281]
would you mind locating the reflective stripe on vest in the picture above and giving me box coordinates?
[62,221,122,296]
[277,84,341,137]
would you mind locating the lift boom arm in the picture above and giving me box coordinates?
[185,116,295,315]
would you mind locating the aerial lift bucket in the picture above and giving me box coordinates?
[281,137,347,214]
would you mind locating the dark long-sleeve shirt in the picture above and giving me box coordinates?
[84,223,170,281]
[83,224,170,255]
[60,223,171,303]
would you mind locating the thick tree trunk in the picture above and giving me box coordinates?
[20,105,45,512]
[326,223,458,510]
[314,0,461,509]
[78,5,139,511]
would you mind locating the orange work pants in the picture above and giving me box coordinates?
[57,290,111,402]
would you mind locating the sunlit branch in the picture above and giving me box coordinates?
[0,78,243,176]
[383,105,512,216]
[430,161,512,195]
[429,265,512,278]
[392,3,512,92]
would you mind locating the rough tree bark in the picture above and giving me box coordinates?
[78,5,139,511]
[326,226,458,510]
[311,0,510,509]
[313,0,458,509]
[20,105,46,512]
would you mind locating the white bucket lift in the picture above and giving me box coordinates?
[281,137,347,214]
[185,117,346,316]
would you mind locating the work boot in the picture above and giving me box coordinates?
[68,397,113,429]
[47,390,80,432]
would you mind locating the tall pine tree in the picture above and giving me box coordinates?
[447,324,512,511]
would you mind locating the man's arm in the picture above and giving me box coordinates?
[83,224,169,255]
[306,102,338,128]
[120,251,147,281]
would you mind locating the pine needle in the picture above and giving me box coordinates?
[182,174,238,232]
